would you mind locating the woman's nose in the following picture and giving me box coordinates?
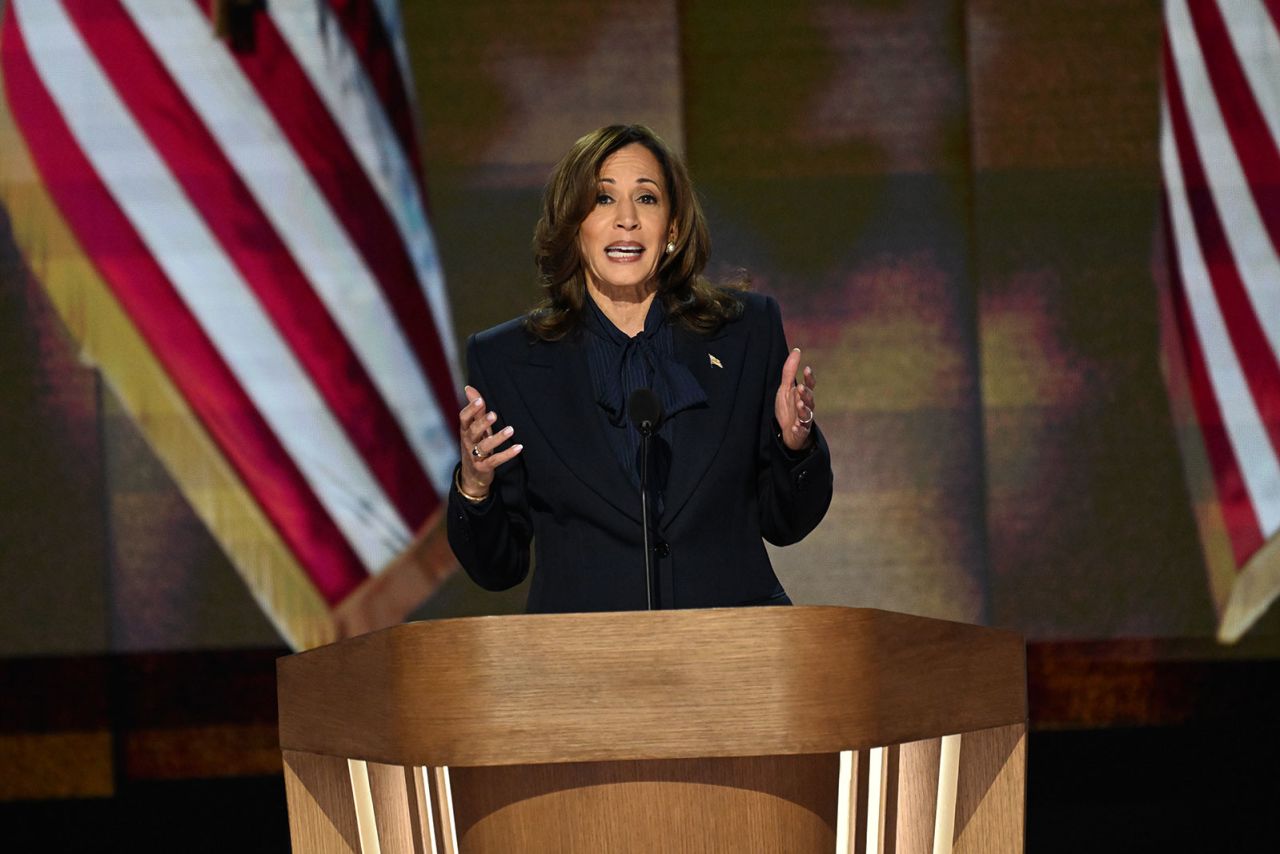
[614,201,639,229]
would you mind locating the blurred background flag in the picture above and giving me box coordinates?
[0,0,460,650]
[1159,0,1280,641]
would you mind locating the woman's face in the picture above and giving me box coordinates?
[577,143,673,298]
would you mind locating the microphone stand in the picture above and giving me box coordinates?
[629,388,662,611]
[638,418,655,611]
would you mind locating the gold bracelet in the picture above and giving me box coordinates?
[455,469,490,504]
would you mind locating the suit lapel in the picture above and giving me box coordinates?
[662,322,748,523]
[508,334,642,523]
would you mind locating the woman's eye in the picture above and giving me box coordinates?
[638,193,658,205]
[596,193,614,205]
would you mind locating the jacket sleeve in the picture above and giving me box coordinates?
[445,334,534,590]
[756,296,834,546]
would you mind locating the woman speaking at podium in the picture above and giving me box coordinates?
[447,125,832,613]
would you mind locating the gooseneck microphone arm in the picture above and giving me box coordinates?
[628,389,663,611]
[638,424,654,611]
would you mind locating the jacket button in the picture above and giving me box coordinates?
[655,541,670,558]
[796,470,809,491]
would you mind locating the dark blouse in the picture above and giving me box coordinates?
[581,295,705,490]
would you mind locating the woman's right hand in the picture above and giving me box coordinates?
[457,385,524,500]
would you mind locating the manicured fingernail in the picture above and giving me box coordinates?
[486,412,496,422]
[503,425,514,435]
[473,397,484,407]
[793,347,801,353]
[513,444,524,453]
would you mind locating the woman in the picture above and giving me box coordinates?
[447,125,831,612]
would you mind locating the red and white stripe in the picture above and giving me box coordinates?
[1161,0,1280,567]
[2,0,457,604]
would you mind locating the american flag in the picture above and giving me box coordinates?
[1160,0,1280,641]
[0,0,459,649]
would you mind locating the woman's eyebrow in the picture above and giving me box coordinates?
[597,177,661,186]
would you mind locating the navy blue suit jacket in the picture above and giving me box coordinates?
[446,291,832,612]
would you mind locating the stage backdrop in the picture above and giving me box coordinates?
[2,0,1277,660]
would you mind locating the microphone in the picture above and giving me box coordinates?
[628,388,662,436]
[628,389,663,609]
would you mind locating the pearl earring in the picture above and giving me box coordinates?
[666,241,675,254]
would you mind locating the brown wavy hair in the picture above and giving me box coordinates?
[526,125,743,341]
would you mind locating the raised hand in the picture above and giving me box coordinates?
[774,348,816,452]
[457,385,523,500]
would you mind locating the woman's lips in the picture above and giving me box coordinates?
[605,243,645,261]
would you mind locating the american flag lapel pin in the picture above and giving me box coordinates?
[708,353,723,369]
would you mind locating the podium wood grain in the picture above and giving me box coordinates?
[277,607,1027,853]
[279,607,1023,767]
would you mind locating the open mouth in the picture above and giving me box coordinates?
[605,244,644,259]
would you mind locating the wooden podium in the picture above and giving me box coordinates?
[277,607,1026,853]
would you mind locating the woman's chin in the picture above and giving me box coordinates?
[587,275,659,300]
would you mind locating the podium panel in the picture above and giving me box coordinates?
[451,754,838,852]
[277,607,1027,853]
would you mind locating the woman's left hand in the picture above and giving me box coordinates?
[775,347,817,452]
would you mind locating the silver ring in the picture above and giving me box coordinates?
[798,412,814,427]
[471,444,486,459]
